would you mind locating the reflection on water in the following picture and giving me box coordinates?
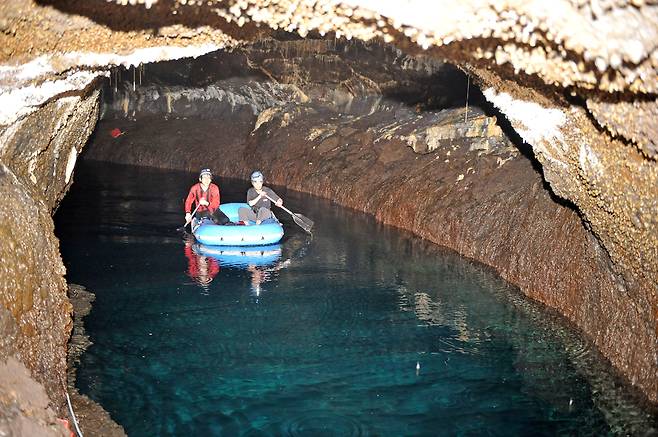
[187,236,295,296]
[183,237,220,291]
[186,235,305,296]
[195,242,283,268]
[247,259,291,297]
[55,161,658,436]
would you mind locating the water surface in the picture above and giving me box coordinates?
[55,161,657,436]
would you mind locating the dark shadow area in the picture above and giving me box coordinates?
[37,0,261,37]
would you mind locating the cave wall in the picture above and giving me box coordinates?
[0,89,100,420]
[0,0,656,422]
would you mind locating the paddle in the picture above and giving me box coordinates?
[177,203,200,232]
[264,194,314,234]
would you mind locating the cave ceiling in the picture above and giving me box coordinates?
[0,0,656,303]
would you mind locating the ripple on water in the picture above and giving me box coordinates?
[280,412,366,437]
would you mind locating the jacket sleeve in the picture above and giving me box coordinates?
[246,188,257,204]
[184,185,197,213]
[209,184,221,211]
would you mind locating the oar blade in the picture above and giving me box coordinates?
[293,213,314,233]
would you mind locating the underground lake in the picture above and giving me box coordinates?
[55,161,657,436]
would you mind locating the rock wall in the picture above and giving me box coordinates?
[0,89,100,422]
[0,357,70,436]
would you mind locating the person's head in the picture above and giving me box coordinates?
[250,170,264,189]
[199,168,212,186]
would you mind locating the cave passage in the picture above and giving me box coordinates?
[54,160,656,436]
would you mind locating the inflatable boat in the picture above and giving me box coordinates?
[192,203,284,246]
[194,243,282,267]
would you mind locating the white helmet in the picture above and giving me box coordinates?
[250,170,264,182]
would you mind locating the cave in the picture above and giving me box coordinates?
[0,1,656,435]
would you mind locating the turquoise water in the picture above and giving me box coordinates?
[56,162,656,436]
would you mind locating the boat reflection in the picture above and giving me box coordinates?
[188,241,290,296]
[194,242,283,268]
[184,232,309,294]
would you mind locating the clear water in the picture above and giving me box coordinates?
[55,161,657,436]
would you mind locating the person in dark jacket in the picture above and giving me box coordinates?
[184,168,230,225]
[238,170,283,225]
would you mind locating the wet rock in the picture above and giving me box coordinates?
[0,90,100,210]
[396,107,505,155]
[0,163,71,407]
[586,97,658,159]
[66,285,93,373]
[102,79,302,122]
[66,284,126,437]
[0,89,100,421]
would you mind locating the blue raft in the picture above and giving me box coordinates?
[192,203,284,246]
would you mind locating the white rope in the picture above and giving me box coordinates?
[66,391,84,437]
[464,74,470,123]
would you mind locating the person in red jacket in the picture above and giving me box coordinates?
[184,168,230,225]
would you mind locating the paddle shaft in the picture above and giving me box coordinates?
[263,191,295,216]
[263,193,294,216]
[181,203,201,229]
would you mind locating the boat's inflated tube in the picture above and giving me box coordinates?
[193,203,284,246]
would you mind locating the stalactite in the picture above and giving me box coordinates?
[122,94,129,117]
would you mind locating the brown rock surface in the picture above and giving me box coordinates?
[0,162,71,405]
[587,98,658,160]
[0,89,100,425]
[0,357,70,437]
[1,91,101,210]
